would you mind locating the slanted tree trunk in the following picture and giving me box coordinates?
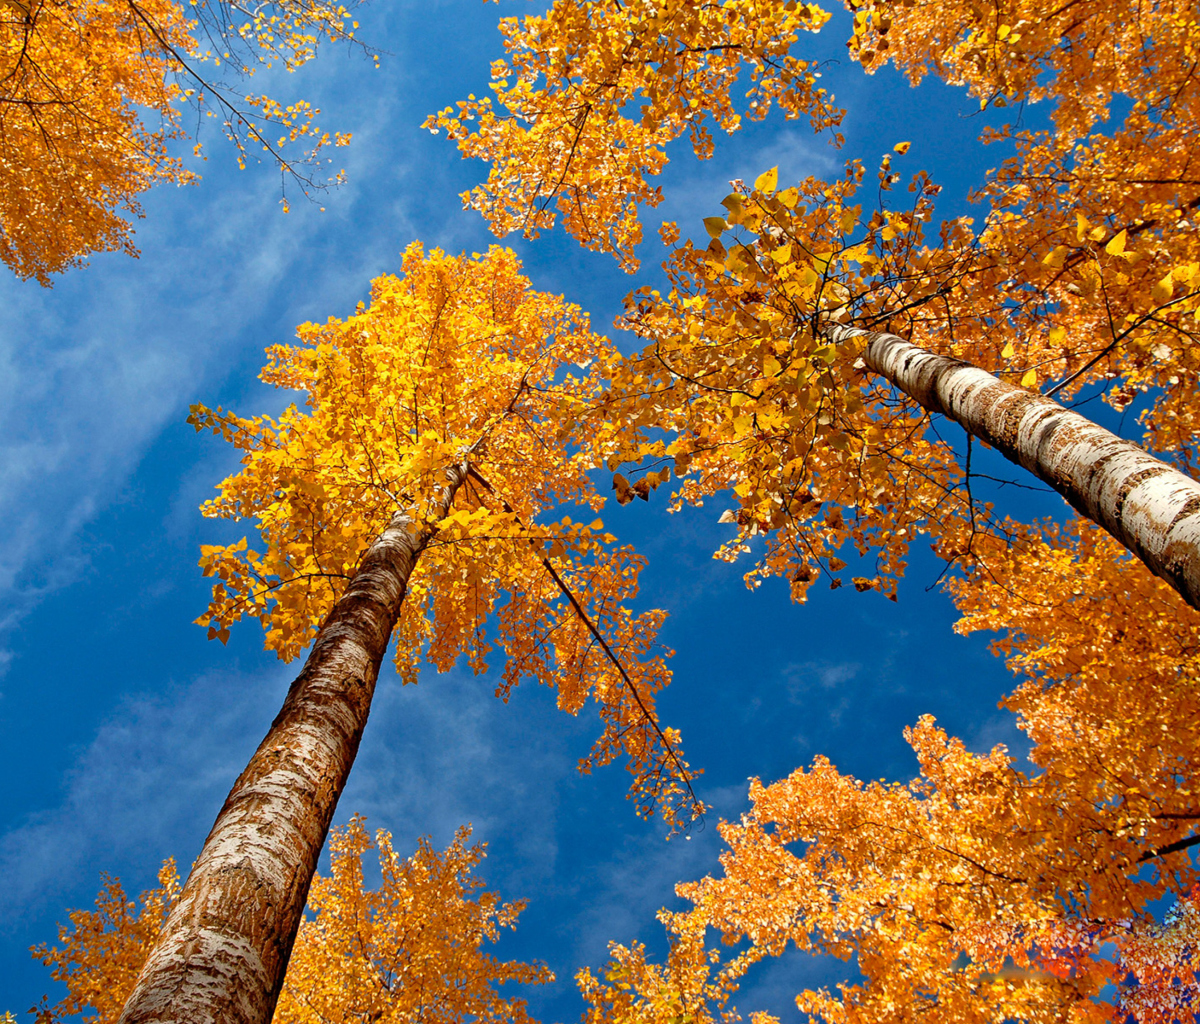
[825,323,1200,610]
[117,465,468,1024]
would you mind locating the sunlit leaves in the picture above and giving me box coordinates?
[32,861,181,1023]
[589,161,976,600]
[583,709,1199,1024]
[426,0,840,270]
[0,0,194,282]
[752,166,778,194]
[0,0,364,282]
[277,817,552,1024]
[191,243,700,825]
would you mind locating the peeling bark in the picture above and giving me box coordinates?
[117,465,468,1024]
[824,324,1200,611]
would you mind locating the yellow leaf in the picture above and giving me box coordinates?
[703,216,727,238]
[1042,246,1068,268]
[770,243,792,264]
[839,208,857,234]
[893,141,911,154]
[1105,229,1127,256]
[1001,341,1015,359]
[777,187,800,209]
[1151,272,1174,304]
[1020,368,1038,388]
[754,166,779,193]
[763,354,782,376]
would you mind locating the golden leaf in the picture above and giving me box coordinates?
[754,166,779,193]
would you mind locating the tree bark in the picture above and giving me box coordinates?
[824,324,1200,611]
[117,464,468,1024]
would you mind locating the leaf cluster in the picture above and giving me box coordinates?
[190,242,702,825]
[1,0,365,282]
[425,0,841,270]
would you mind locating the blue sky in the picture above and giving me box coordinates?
[0,3,1076,1019]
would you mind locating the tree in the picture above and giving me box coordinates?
[35,818,549,1024]
[575,521,1200,1018]
[423,0,841,273]
[596,173,1200,609]
[54,0,1194,1018]
[117,243,698,1024]
[1,0,361,283]
[428,0,1200,1019]
[431,0,1200,604]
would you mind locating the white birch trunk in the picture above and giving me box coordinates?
[823,324,1200,610]
[117,464,468,1024]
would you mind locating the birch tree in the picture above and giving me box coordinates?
[593,166,1200,611]
[431,0,1200,603]
[117,244,698,1024]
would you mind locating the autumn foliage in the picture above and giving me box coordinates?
[580,743,1199,1024]
[276,818,552,1024]
[32,861,181,1024]
[0,0,193,282]
[426,0,1200,1020]
[34,818,547,1024]
[1,0,359,282]
[425,0,841,271]
[24,0,1200,1019]
[191,242,699,824]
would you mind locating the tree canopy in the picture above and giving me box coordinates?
[34,818,547,1024]
[0,0,360,282]
[12,0,1200,1021]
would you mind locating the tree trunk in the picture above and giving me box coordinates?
[824,323,1200,610]
[117,465,468,1024]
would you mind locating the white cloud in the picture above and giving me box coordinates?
[0,122,442,671]
[0,198,313,658]
[335,667,587,882]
